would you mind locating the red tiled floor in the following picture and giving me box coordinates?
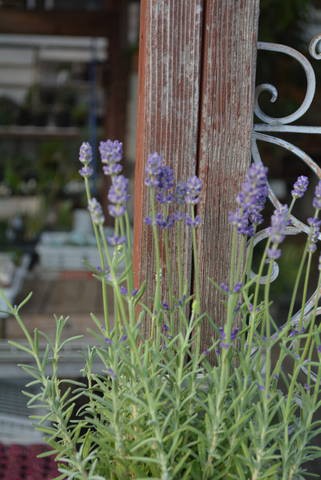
[0,443,59,480]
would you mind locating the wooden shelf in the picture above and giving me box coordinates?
[0,125,82,138]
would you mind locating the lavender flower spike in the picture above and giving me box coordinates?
[307,217,321,253]
[145,152,164,187]
[108,175,129,218]
[99,140,123,176]
[267,205,288,260]
[79,142,92,165]
[88,198,105,225]
[229,163,268,237]
[291,176,309,199]
[185,176,202,204]
[269,205,288,244]
[79,142,93,178]
[313,180,321,209]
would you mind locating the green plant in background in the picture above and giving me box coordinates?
[3,143,321,479]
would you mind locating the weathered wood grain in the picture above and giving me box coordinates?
[133,0,204,336]
[134,0,260,345]
[196,0,260,346]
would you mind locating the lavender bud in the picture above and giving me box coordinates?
[291,175,309,199]
[107,235,126,246]
[99,140,123,165]
[79,142,92,165]
[185,214,202,228]
[229,163,268,236]
[175,181,187,204]
[145,152,164,187]
[313,180,321,209]
[108,204,126,217]
[307,217,321,253]
[79,165,93,178]
[269,205,288,244]
[185,176,202,204]
[88,198,105,225]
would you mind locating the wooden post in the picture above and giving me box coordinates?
[196,1,260,346]
[133,0,204,336]
[133,0,260,343]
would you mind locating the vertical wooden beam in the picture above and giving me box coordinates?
[104,1,130,143]
[196,1,260,346]
[103,1,130,220]
[133,0,204,336]
[134,0,260,343]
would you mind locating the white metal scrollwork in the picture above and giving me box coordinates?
[252,35,321,328]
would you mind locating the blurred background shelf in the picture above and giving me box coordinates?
[0,125,82,138]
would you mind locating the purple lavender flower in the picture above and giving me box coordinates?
[162,302,170,311]
[120,334,128,342]
[108,175,129,218]
[79,142,92,165]
[267,205,289,260]
[120,286,128,295]
[291,176,309,199]
[145,152,164,187]
[155,212,175,229]
[229,163,268,236]
[144,216,153,225]
[185,176,202,204]
[108,204,126,217]
[156,191,175,204]
[104,337,113,345]
[131,288,138,296]
[313,180,321,209]
[231,328,240,341]
[157,165,175,191]
[269,205,289,244]
[172,211,186,222]
[99,140,123,176]
[103,163,122,176]
[267,246,281,260]
[108,175,129,204]
[79,165,93,178]
[317,345,321,353]
[185,214,202,228]
[233,282,242,293]
[220,283,229,293]
[88,198,105,225]
[107,234,126,246]
[175,181,187,204]
[307,217,321,253]
[219,327,226,340]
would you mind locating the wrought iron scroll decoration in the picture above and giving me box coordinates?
[252,35,321,332]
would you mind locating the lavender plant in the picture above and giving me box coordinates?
[3,142,321,479]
